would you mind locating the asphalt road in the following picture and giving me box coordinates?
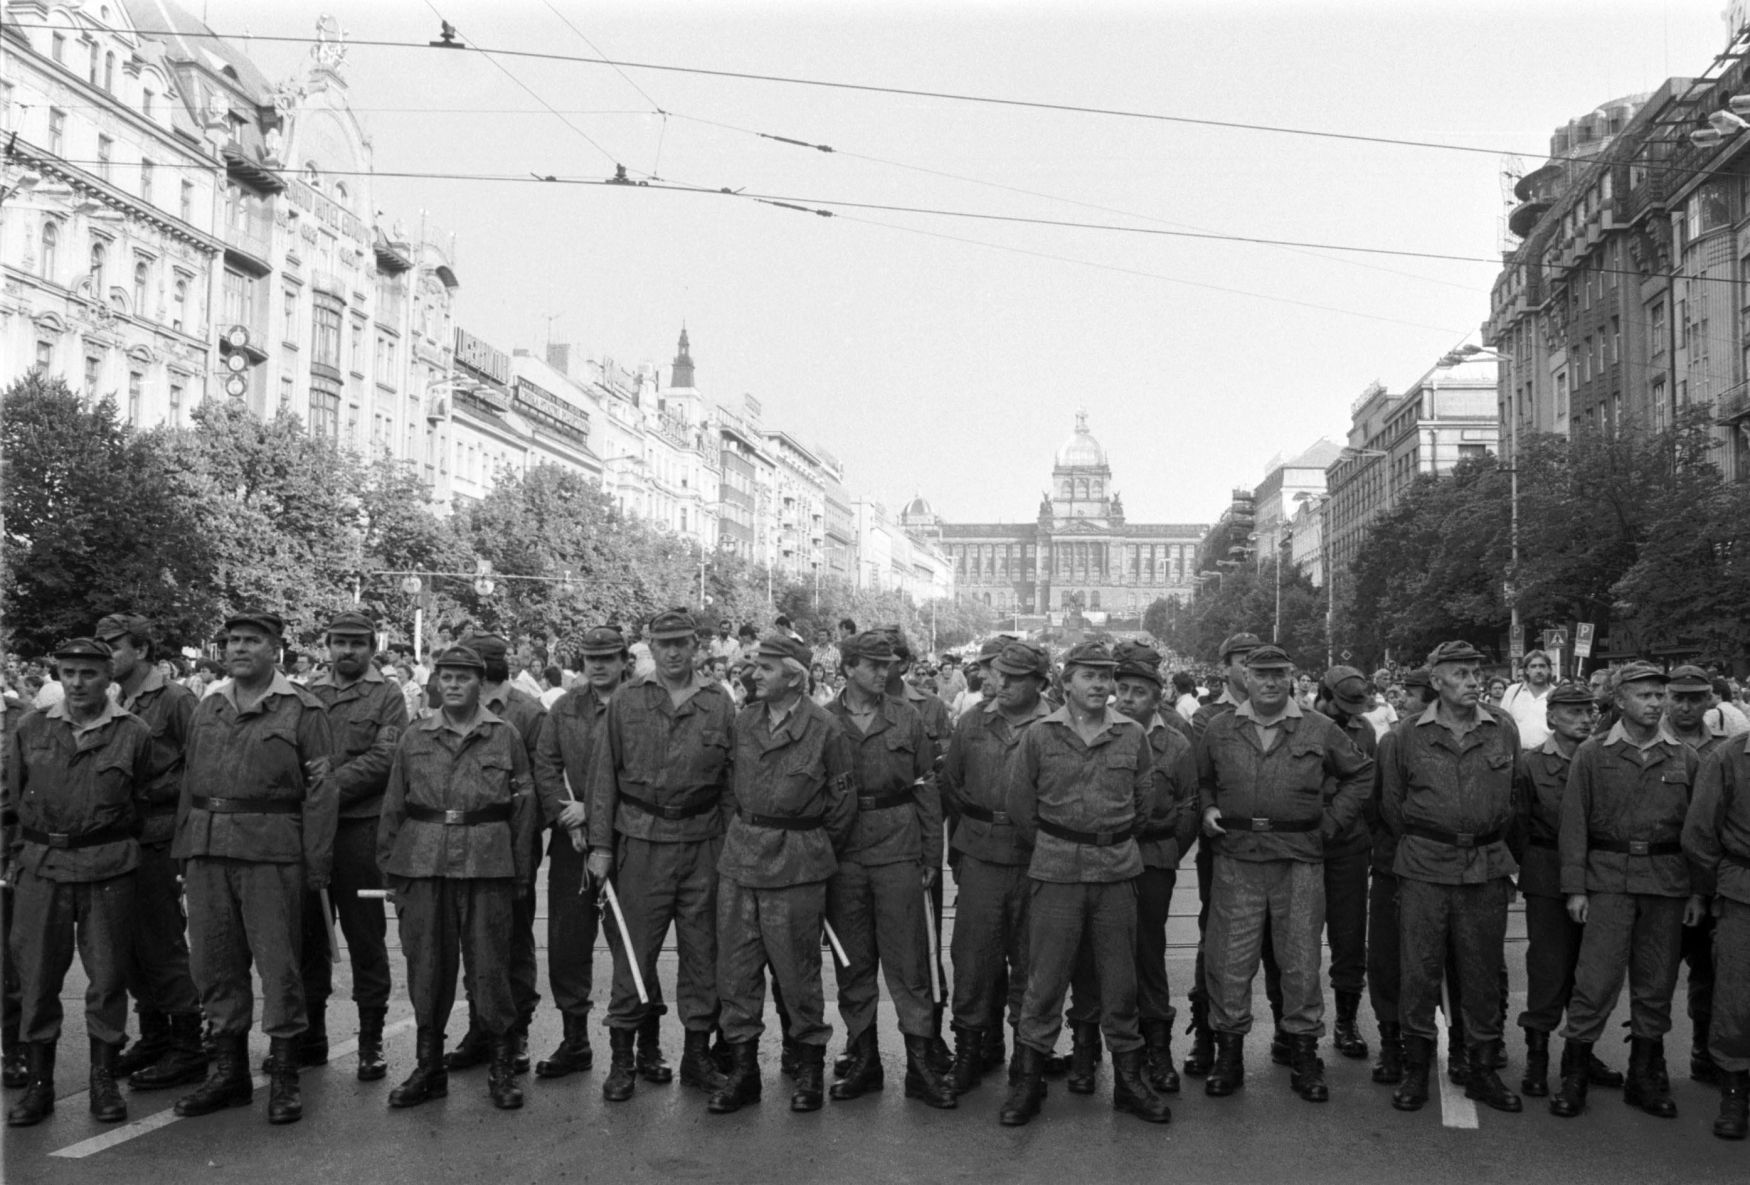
[5,863,1745,1185]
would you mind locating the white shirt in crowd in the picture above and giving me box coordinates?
[1500,681,1553,749]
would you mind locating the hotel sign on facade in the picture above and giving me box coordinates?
[453,328,512,411]
[514,375,590,442]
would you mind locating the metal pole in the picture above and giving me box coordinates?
[1273,552,1282,644]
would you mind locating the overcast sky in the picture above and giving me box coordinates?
[209,1,1725,525]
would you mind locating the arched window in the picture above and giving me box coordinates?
[172,278,188,328]
[133,260,149,314]
[1076,478,1089,499]
[104,52,116,92]
[1092,480,1104,499]
[40,221,58,280]
[89,241,107,292]
[1060,479,1072,499]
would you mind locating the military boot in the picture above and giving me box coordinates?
[1624,1035,1677,1118]
[790,1041,824,1112]
[602,1027,637,1102]
[115,1009,170,1077]
[1692,1013,1719,1084]
[1445,1025,1470,1084]
[1112,1047,1172,1123]
[830,1029,883,1101]
[88,1038,127,1123]
[1140,1018,1180,1094]
[903,1034,957,1109]
[535,1013,594,1079]
[1521,1028,1551,1098]
[780,1034,801,1079]
[511,1015,532,1075]
[1372,1022,1405,1085]
[1549,1040,1590,1118]
[298,1004,329,1067]
[444,1011,490,1071]
[356,1006,388,1082]
[1392,1035,1433,1111]
[5,1043,55,1127]
[174,1033,252,1117]
[1464,1039,1521,1112]
[1182,994,1215,1077]
[927,1005,953,1076]
[635,1013,672,1084]
[1714,1069,1749,1140]
[487,1035,524,1109]
[388,1028,448,1108]
[1290,1034,1330,1103]
[130,1012,209,1090]
[1333,991,1369,1060]
[998,1045,1046,1126]
[1270,1025,1293,1067]
[1066,1020,1101,1095]
[266,1036,303,1125]
[1,1018,26,1089]
[948,1026,985,1096]
[980,1024,1006,1073]
[706,1040,761,1114]
[1205,1032,1244,1098]
[1585,1045,1625,1088]
[680,1028,727,1092]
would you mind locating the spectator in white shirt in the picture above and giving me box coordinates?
[1170,671,1200,722]
[1499,649,1556,749]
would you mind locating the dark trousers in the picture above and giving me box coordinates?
[717,878,829,1046]
[1189,841,1214,1011]
[605,836,718,1031]
[1561,892,1685,1044]
[398,876,517,1036]
[1205,856,1326,1038]
[126,842,200,1017]
[1683,911,1716,1023]
[1265,847,1368,1017]
[827,859,934,1041]
[1710,899,1750,1073]
[1,885,18,1043]
[187,857,306,1040]
[1518,893,1582,1033]
[1135,866,1178,1025]
[1368,870,1400,1024]
[1398,877,1509,1045]
[1018,880,1142,1056]
[10,869,135,1045]
[546,837,600,1017]
[949,856,1029,1033]
[298,817,391,1014]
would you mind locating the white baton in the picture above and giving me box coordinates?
[319,888,340,964]
[822,917,850,969]
[922,890,942,1004]
[601,878,650,1005]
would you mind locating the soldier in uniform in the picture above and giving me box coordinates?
[1683,722,1750,1139]
[298,610,407,1081]
[1549,663,1702,1120]
[446,633,547,1076]
[1111,641,1198,1095]
[172,611,337,1126]
[529,626,630,1080]
[93,614,205,1091]
[1512,681,1622,1099]
[1197,645,1373,1104]
[378,644,537,1111]
[1183,631,1262,1079]
[1379,641,1521,1115]
[708,634,856,1115]
[1667,664,1730,1084]
[1001,641,1171,1127]
[822,632,953,1109]
[587,610,736,1101]
[940,640,1051,1095]
[3,638,152,1127]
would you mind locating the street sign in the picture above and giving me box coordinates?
[1340,649,1353,662]
[1542,628,1567,654]
[400,575,422,595]
[475,558,493,576]
[1574,623,1595,658]
[1510,624,1524,659]
[473,577,495,596]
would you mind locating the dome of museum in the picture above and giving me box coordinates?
[1054,411,1108,469]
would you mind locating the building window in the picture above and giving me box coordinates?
[52,33,65,63]
[132,260,149,315]
[128,371,143,425]
[84,354,101,395]
[169,382,184,425]
[1611,316,1621,362]
[180,180,193,222]
[49,108,65,155]
[142,90,154,118]
[36,339,54,369]
[1650,300,1666,354]
[221,268,251,327]
[97,135,112,179]
[283,288,299,344]
[309,387,340,439]
[39,220,58,280]
[312,300,342,370]
[104,51,116,92]
[140,159,154,204]
[280,375,294,411]
[89,240,107,292]
[172,277,188,329]
[88,42,99,86]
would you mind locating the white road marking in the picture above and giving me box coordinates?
[48,1017,417,1160]
[1434,998,1479,1130]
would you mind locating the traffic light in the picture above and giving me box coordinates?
[220,324,254,398]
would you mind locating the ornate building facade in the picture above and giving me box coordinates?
[930,414,1206,624]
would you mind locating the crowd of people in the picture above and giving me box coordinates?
[2,610,1747,1146]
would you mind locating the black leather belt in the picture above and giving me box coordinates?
[19,824,134,850]
[192,796,301,815]
[857,789,914,811]
[1218,817,1319,833]
[143,801,180,816]
[1527,835,1558,850]
[958,802,1012,826]
[1404,823,1502,848]
[618,791,719,821]
[1134,825,1177,843]
[1037,818,1133,847]
[738,810,825,831]
[406,803,512,826]
[1588,836,1681,857]
[1724,851,1750,870]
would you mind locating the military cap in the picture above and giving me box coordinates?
[433,644,486,673]
[647,608,698,640]
[874,625,913,661]
[54,636,113,662]
[993,640,1051,679]
[224,609,285,637]
[1321,664,1372,714]
[1614,660,1668,687]
[839,632,898,665]
[976,634,1017,662]
[756,633,813,666]
[1427,640,1486,667]
[1113,642,1164,685]
[1666,664,1712,692]
[1061,641,1117,671]
[325,609,376,638]
[461,632,509,662]
[1244,644,1294,670]
[1546,680,1596,707]
[94,613,150,643]
[576,626,629,657]
[1219,632,1264,660]
[1401,667,1434,691]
